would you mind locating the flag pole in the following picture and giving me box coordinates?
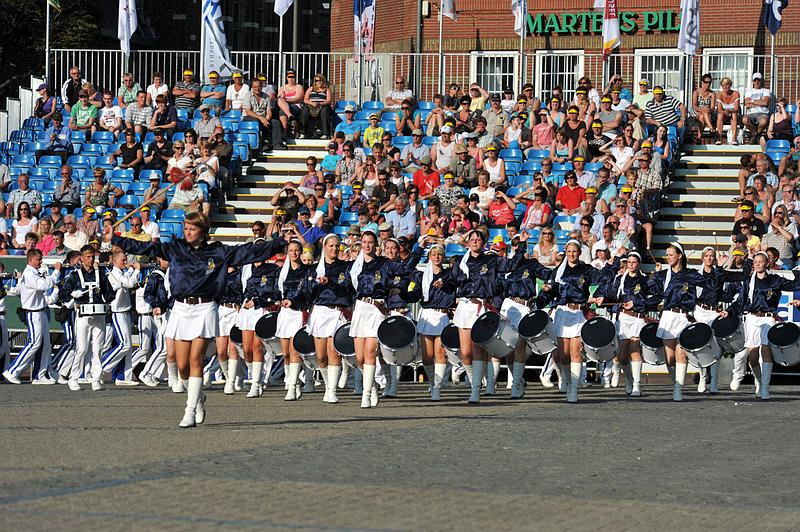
[519,1,525,94]
[45,1,51,83]
[438,5,444,94]
[278,14,284,86]
[200,3,206,79]
[770,32,776,111]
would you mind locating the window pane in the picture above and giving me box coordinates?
[538,53,581,103]
[639,54,681,94]
[705,53,751,91]
[475,55,515,94]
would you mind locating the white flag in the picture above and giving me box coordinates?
[118,0,137,56]
[677,0,700,55]
[442,0,457,20]
[275,0,293,17]
[202,0,244,79]
[512,0,527,37]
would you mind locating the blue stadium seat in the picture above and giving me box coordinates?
[12,154,35,166]
[417,101,436,110]
[339,211,358,225]
[67,155,93,169]
[528,149,549,159]
[24,142,48,154]
[422,136,438,146]
[332,225,349,237]
[445,243,467,258]
[499,148,523,162]
[521,160,542,173]
[765,139,791,153]
[27,167,50,180]
[380,121,397,135]
[394,136,413,147]
[138,169,163,182]
[354,111,372,121]
[361,101,384,111]
[765,150,785,166]
[511,174,534,187]
[37,155,63,168]
[117,194,140,210]
[505,162,521,176]
[126,181,150,195]
[552,214,577,230]
[171,132,185,142]
[554,229,571,245]
[584,161,603,173]
[22,117,45,131]
[552,162,573,173]
[159,208,185,222]
[335,100,357,112]
[112,168,135,180]
[80,143,104,157]
[91,131,115,144]
[70,131,86,144]
[41,181,58,194]
[488,228,509,242]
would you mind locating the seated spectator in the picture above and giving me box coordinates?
[713,77,741,146]
[139,206,161,242]
[371,142,391,172]
[483,144,506,186]
[121,216,152,245]
[419,198,449,239]
[574,87,596,122]
[85,168,124,209]
[762,97,794,151]
[742,73,772,144]
[549,128,574,164]
[109,130,144,174]
[572,156,595,189]
[562,105,587,152]
[631,139,662,176]
[394,99,419,137]
[444,83,462,111]
[320,142,341,173]
[621,123,640,152]
[366,198,386,226]
[547,97,566,128]
[384,197,416,238]
[555,171,586,214]
[124,90,153,135]
[35,114,73,165]
[7,174,42,218]
[483,94,508,139]
[270,181,305,220]
[363,113,385,148]
[607,215,631,254]
[732,200,766,237]
[97,90,123,139]
[651,125,672,169]
[45,201,65,230]
[401,129,427,169]
[117,72,141,109]
[335,141,360,183]
[192,105,220,141]
[454,96,477,134]
[61,67,86,112]
[167,141,192,173]
[644,86,685,132]
[145,72,170,107]
[597,95,623,134]
[469,171,495,210]
[467,82,489,110]
[47,230,69,257]
[424,93,446,136]
[486,188,516,228]
[68,90,97,141]
[586,119,612,161]
[772,183,798,217]
[142,128,173,173]
[610,134,635,174]
[463,132,484,169]
[198,71,226,112]
[34,218,54,255]
[500,87,515,113]
[431,125,456,172]
[504,113,531,150]
[385,76,414,110]
[381,132,401,161]
[299,73,332,139]
[11,202,38,248]
[746,154,779,190]
[434,172,461,214]
[595,166,617,214]
[453,144,477,188]
[299,156,323,193]
[194,140,219,189]
[447,206,473,241]
[517,185,551,230]
[532,108,556,150]
[760,207,795,267]
[690,73,717,137]
[532,228,559,266]
[778,138,800,177]
[169,178,207,215]
[149,94,178,137]
[335,105,362,144]
[354,208,378,235]
[387,162,408,194]
[276,68,304,134]
[373,170,399,212]
[412,155,440,200]
[357,155,379,192]
[749,178,773,225]
[83,82,102,108]
[172,69,200,114]
[34,83,57,123]
[406,185,424,220]
[209,127,232,179]
[468,193,485,224]
[577,187,605,236]
[294,206,327,245]
[63,214,89,249]
[23,232,39,252]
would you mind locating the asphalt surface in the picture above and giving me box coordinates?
[1,379,799,531]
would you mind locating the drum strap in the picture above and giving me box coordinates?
[77,268,97,304]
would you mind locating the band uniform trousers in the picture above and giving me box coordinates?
[7,309,52,381]
[101,311,134,381]
[141,314,167,380]
[132,313,156,367]
[53,313,77,378]
[73,313,106,382]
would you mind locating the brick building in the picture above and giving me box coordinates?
[330,0,800,102]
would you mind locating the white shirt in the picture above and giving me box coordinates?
[744,87,772,115]
[108,266,137,312]
[146,83,169,104]
[100,105,122,127]
[226,84,252,110]
[386,88,413,108]
[576,171,596,189]
[141,219,161,240]
[64,229,89,251]
[20,264,60,311]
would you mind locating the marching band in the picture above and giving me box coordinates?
[2,213,800,429]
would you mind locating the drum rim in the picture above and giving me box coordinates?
[377,315,417,350]
[470,311,503,344]
[517,310,549,338]
[767,321,800,346]
[580,317,617,349]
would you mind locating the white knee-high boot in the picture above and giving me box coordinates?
[284,362,302,401]
[698,366,708,393]
[510,361,526,398]
[731,349,748,390]
[709,361,720,394]
[423,364,434,390]
[224,358,238,395]
[338,363,349,389]
[630,360,642,397]
[557,363,568,392]
[486,359,500,395]
[567,362,582,403]
[751,360,762,397]
[179,376,203,428]
[760,362,773,400]
[673,362,687,401]
[469,361,485,403]
[327,365,341,403]
[361,364,376,408]
[432,363,446,401]
[621,362,633,394]
[247,361,263,397]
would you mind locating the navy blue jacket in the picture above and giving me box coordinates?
[307,259,354,307]
[411,267,457,309]
[729,270,800,314]
[450,251,525,299]
[244,262,282,308]
[601,271,654,313]
[279,263,312,311]
[219,267,244,306]
[350,248,422,301]
[546,260,618,306]
[61,265,112,305]
[144,269,170,312]
[648,267,725,312]
[696,265,746,307]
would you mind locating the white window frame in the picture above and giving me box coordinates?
[701,47,756,92]
[469,51,520,95]
[634,48,685,101]
[534,50,585,103]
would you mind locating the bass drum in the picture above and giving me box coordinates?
[292,326,318,367]
[580,316,618,363]
[471,311,518,359]
[377,315,419,365]
[767,321,800,367]
[517,310,556,355]
[333,322,358,369]
[440,323,462,367]
[640,322,666,365]
[255,311,282,354]
[679,322,721,368]
[712,314,745,354]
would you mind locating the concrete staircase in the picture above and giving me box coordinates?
[653,144,762,264]
[210,139,329,242]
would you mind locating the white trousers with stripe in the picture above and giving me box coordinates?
[7,310,51,381]
[73,314,106,382]
[141,314,167,380]
[132,314,156,367]
[53,313,77,378]
[101,312,133,381]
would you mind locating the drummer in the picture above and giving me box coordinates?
[238,247,282,398]
[306,233,354,404]
[349,230,425,409]
[450,229,528,405]
[412,244,456,401]
[694,246,746,394]
[728,251,800,400]
[546,239,618,403]
[600,252,653,397]
[649,243,728,402]
[277,240,312,402]
[218,266,243,394]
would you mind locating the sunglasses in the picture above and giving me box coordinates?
[130,223,141,227]
[401,107,410,110]
[543,232,554,235]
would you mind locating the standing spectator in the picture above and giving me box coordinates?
[555,171,586,214]
[145,72,169,107]
[149,95,178,137]
[742,73,772,144]
[225,70,251,110]
[299,73,332,139]
[715,77,741,145]
[52,166,81,211]
[116,73,141,109]
[430,125,455,172]
[412,156,440,199]
[644,86,685,131]
[172,69,201,114]
[35,114,72,165]
[109,131,144,174]
[194,105,221,140]
[385,76,414,110]
[124,91,153,136]
[68,90,97,141]
[401,129,427,169]
[199,71,225,111]
[60,66,87,112]
[6,174,42,217]
[33,83,57,123]
[384,197,417,238]
[276,68,305,135]
[97,90,123,139]
[142,129,173,173]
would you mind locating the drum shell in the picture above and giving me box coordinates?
[679,322,721,368]
[580,317,618,363]
[712,315,746,354]
[440,323,462,366]
[518,310,556,355]
[471,311,518,359]
[79,303,110,316]
[640,322,666,365]
[292,326,317,359]
[377,315,419,366]
[333,322,358,368]
[767,321,800,367]
[255,311,282,354]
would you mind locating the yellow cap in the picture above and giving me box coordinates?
[733,249,746,257]
[653,87,665,94]
[621,186,633,193]
[740,204,752,211]
[585,187,597,194]
[183,69,194,76]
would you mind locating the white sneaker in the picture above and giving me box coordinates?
[32,377,57,385]
[172,380,186,393]
[57,376,69,385]
[68,380,81,391]
[630,384,642,397]
[698,376,707,393]
[141,374,159,387]
[114,379,139,387]
[92,380,104,391]
[539,374,554,388]
[611,371,620,388]
[730,377,742,391]
[178,408,196,428]
[195,393,206,424]
[370,386,379,407]
[224,379,235,395]
[246,383,263,398]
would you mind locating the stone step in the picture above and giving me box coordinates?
[673,167,740,178]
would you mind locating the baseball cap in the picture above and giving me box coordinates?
[734,234,748,243]
[490,93,501,101]
[653,87,665,94]
[485,144,498,152]
[753,72,763,80]
[37,83,49,91]
[440,125,453,134]
[454,144,467,154]
[148,173,161,180]
[573,156,585,162]
[297,206,310,215]
[443,172,455,180]
[733,249,746,257]
[639,79,649,86]
[232,70,243,78]
[327,142,337,150]
[353,182,364,190]
[411,128,424,136]
[207,71,219,79]
[369,113,379,120]
[274,208,286,215]
[585,186,598,195]
[740,204,752,211]
[459,96,471,104]
[641,139,653,148]
[601,96,612,103]
[522,83,533,91]
[419,155,432,165]
[378,222,392,231]
[183,69,194,76]
[620,186,633,193]
[140,205,151,212]
[344,104,356,112]
[46,200,61,209]
[197,104,210,111]
[347,225,361,235]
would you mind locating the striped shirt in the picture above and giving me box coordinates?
[174,81,200,110]
[644,95,681,126]
[125,102,153,126]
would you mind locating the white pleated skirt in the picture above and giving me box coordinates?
[218,305,239,337]
[656,310,689,340]
[308,305,347,338]
[552,305,585,338]
[166,301,219,341]
[417,308,449,336]
[616,311,646,340]
[744,314,775,349]
[350,299,385,338]
[276,307,304,339]
[236,306,265,331]
[694,306,720,326]
[500,298,531,329]
[453,299,481,329]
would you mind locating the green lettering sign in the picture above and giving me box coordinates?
[543,13,561,33]
[524,10,679,36]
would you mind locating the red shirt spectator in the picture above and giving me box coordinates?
[555,172,586,213]
[413,161,441,199]
[487,190,517,227]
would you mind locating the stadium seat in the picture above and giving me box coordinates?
[67,155,93,169]
[584,161,603,173]
[528,149,550,159]
[521,160,542,173]
[765,150,784,166]
[24,142,48,154]
[488,228,509,242]
[37,155,63,168]
[552,214,577,230]
[511,174,534,187]
[22,117,45,131]
[506,186,520,197]
[380,121,397,135]
[221,109,242,121]
[505,162,521,176]
[552,162,573,173]
[12,154,35,166]
[362,101,384,111]
[117,194,140,211]
[765,139,791,153]
[80,143,104,157]
[41,181,58,194]
[499,148,523,162]
[422,136,439,146]
[27,167,50,180]
[112,168,135,181]
[417,101,436,110]
[339,211,359,225]
[70,131,86,144]
[335,100,357,112]
[332,225,349,237]
[126,181,151,195]
[354,111,372,121]
[394,136,413,147]
[445,243,467,258]
[91,131,115,144]
[159,209,185,222]
[554,229,571,245]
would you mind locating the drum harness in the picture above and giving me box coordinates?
[76,266,107,318]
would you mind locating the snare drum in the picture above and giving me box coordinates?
[471,311,518,359]
[440,323,462,366]
[79,303,109,316]
[333,322,358,369]
[517,310,556,355]
[712,314,745,354]
[679,322,721,368]
[580,316,618,363]
[767,321,800,367]
[255,311,282,354]
[640,322,666,365]
[377,315,419,365]
[292,326,318,366]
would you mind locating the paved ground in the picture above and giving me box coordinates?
[1,379,799,531]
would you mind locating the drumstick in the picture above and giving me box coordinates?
[112,180,178,229]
